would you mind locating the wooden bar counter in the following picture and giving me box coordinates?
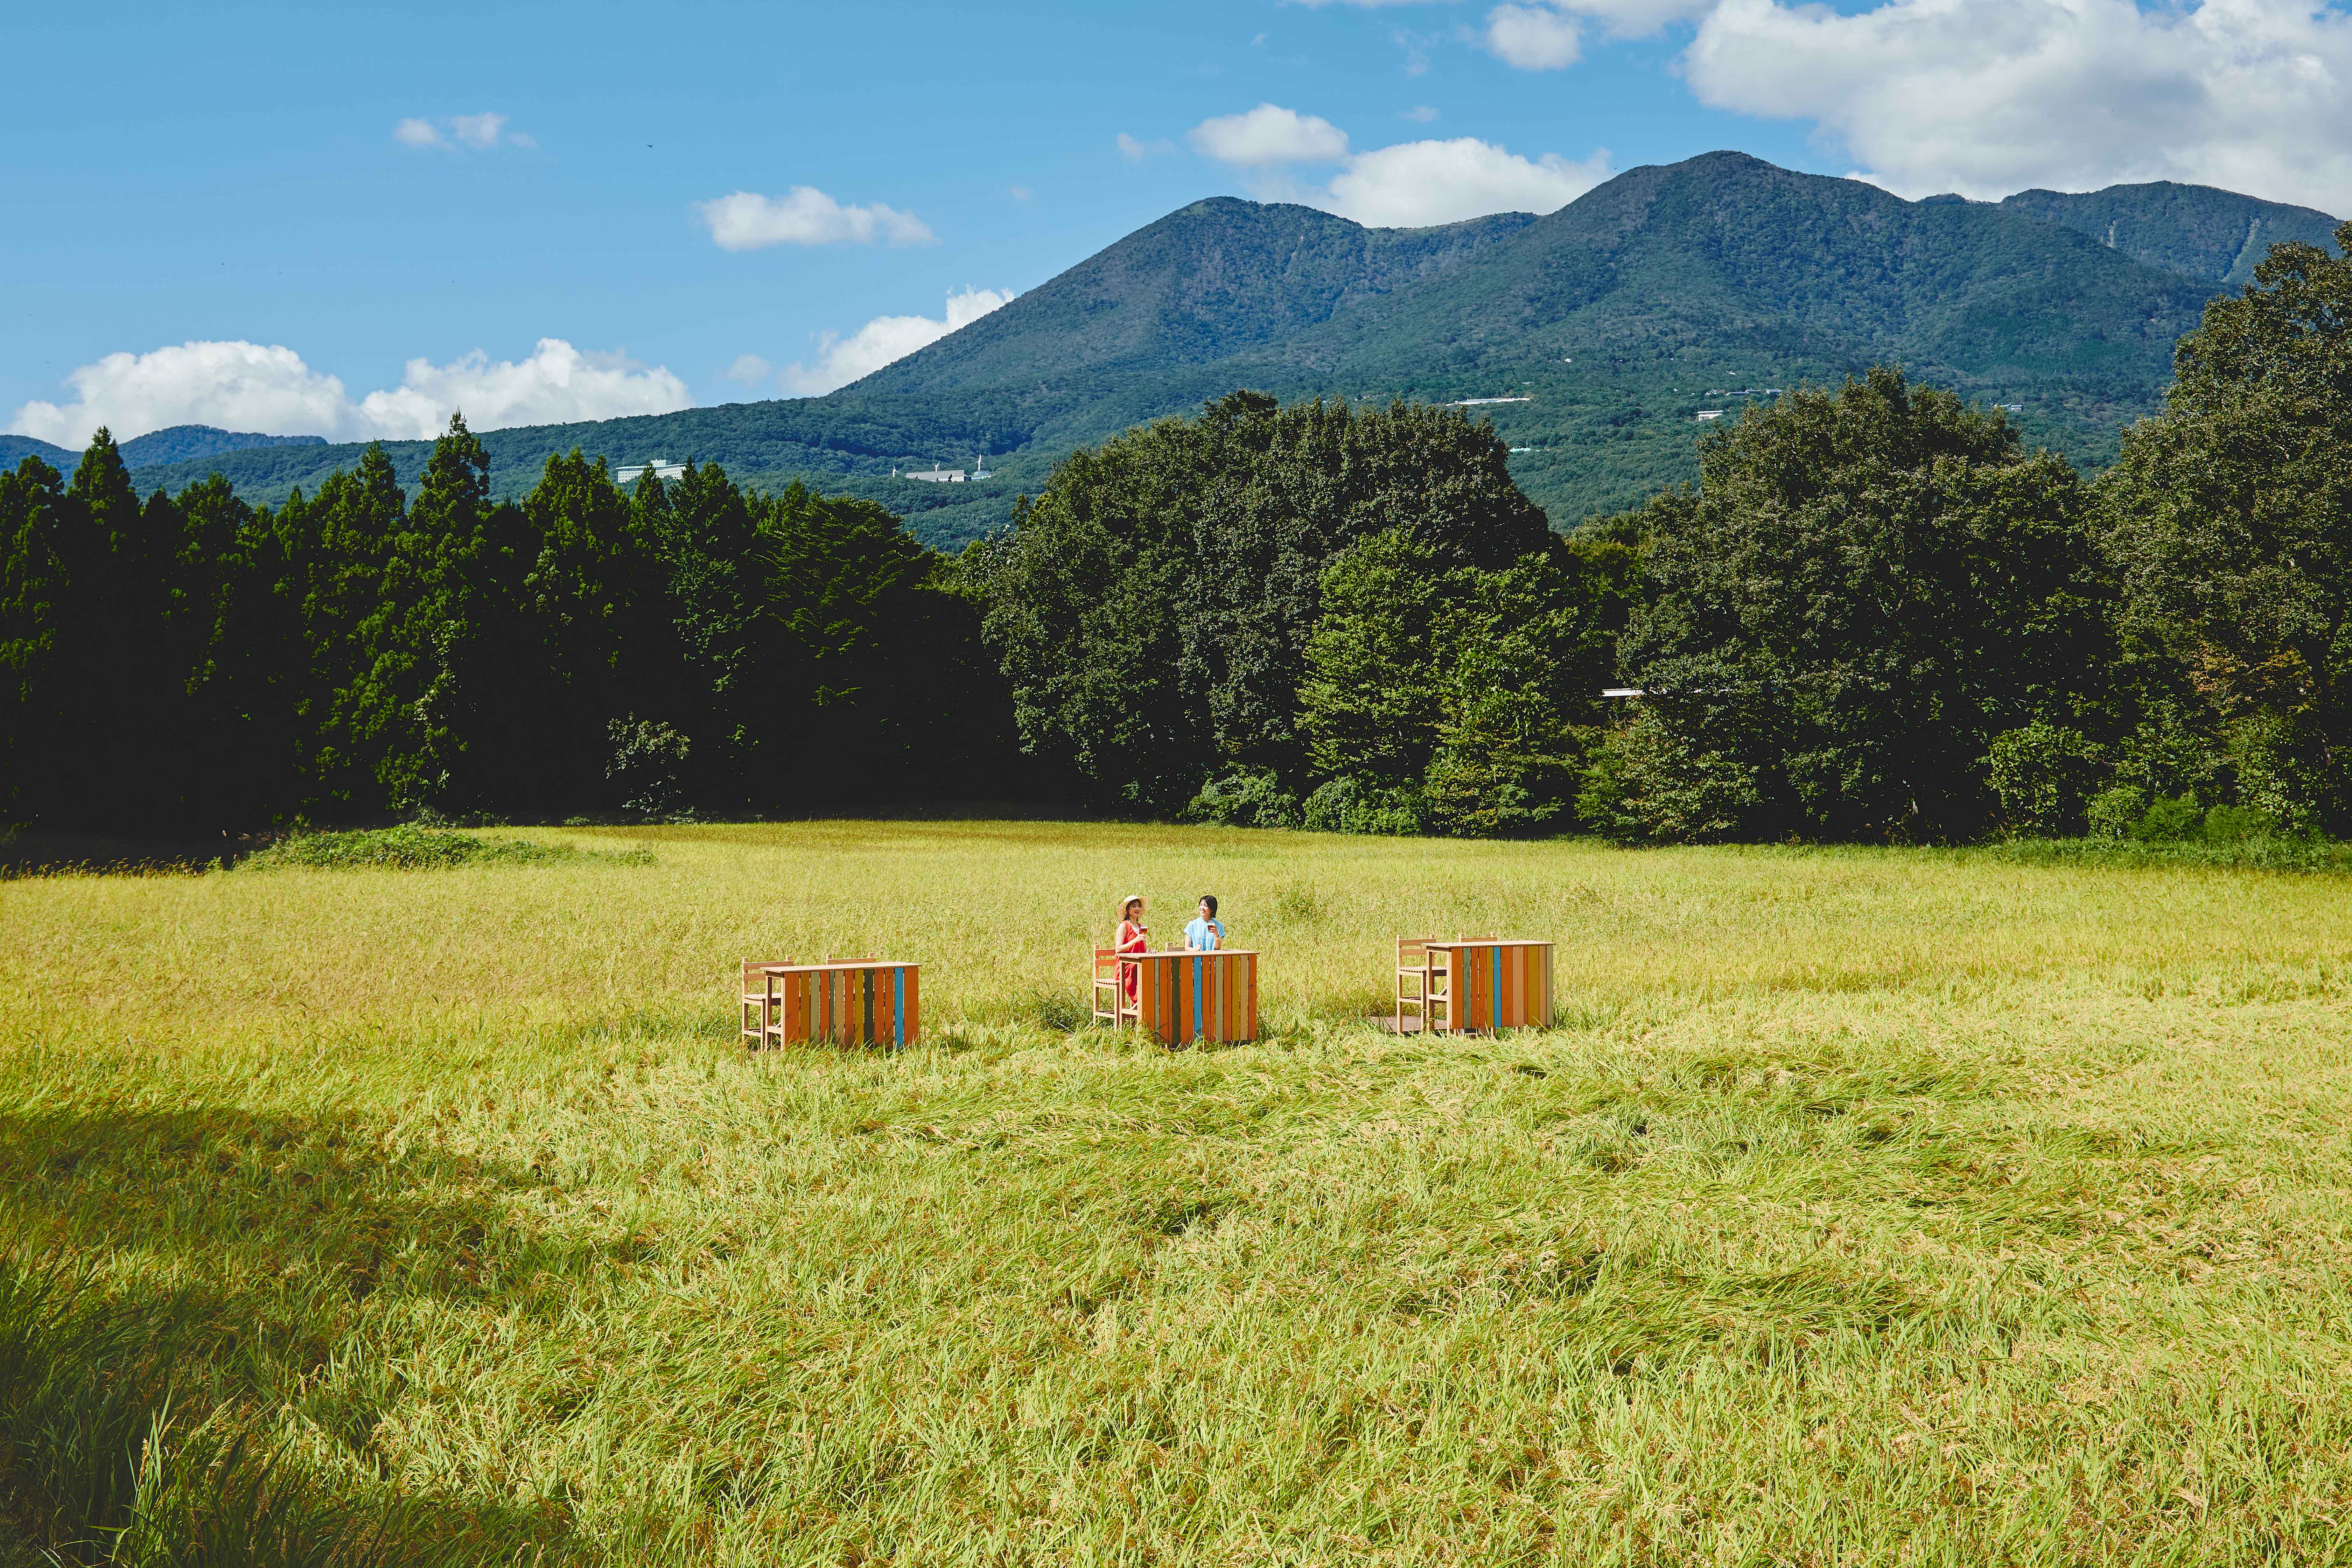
[757,960,920,1048]
[1421,939,1553,1034]
[1130,949,1258,1046]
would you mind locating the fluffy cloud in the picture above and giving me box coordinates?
[723,354,774,386]
[1322,137,1612,224]
[393,112,534,151]
[1117,132,1177,160]
[7,338,691,447]
[1188,105,1608,225]
[778,287,1016,398]
[1189,104,1352,165]
[1685,0,2352,211]
[696,187,935,251]
[1486,3,1584,68]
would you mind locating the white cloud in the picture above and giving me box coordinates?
[6,338,692,447]
[779,287,1016,398]
[1486,3,1584,67]
[393,112,533,151]
[1187,103,1608,225]
[1116,132,1177,160]
[695,187,935,251]
[723,354,772,386]
[1402,104,1441,121]
[448,112,506,149]
[1319,136,1612,224]
[1684,0,2352,212]
[1189,103,1352,165]
[1008,184,1035,203]
[1553,0,1717,34]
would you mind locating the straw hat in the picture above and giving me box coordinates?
[1118,893,1145,917]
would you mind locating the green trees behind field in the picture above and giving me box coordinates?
[0,419,1014,832]
[7,220,2352,841]
[1579,222,2352,843]
[965,220,2352,842]
[959,391,1632,832]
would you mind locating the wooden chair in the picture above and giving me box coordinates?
[1092,946,1140,1026]
[1397,936,1440,1034]
[1398,935,1498,1034]
[741,958,791,1048]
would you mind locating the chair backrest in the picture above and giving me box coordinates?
[1398,936,1440,966]
[742,958,790,995]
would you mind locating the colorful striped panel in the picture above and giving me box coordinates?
[768,964,920,1046]
[1134,951,1258,1045]
[1436,943,1553,1033]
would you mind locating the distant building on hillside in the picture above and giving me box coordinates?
[1695,410,1725,421]
[616,458,686,484]
[901,466,966,483]
[1452,396,1533,407]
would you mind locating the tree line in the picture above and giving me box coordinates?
[0,419,1018,833]
[5,222,2350,844]
[973,226,2352,845]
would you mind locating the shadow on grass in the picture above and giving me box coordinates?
[0,1100,601,1565]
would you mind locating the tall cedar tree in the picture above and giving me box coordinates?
[2102,220,2352,832]
[1590,368,2106,843]
[276,448,407,816]
[4,434,190,828]
[0,457,70,823]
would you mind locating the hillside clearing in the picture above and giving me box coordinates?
[4,821,2350,1564]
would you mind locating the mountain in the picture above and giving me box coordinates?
[1999,182,2343,288]
[0,434,75,468]
[102,153,2342,547]
[2,425,327,472]
[116,426,328,466]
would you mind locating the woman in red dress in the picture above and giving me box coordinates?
[1116,895,1149,1008]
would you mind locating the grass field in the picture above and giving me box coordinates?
[4,819,2351,1565]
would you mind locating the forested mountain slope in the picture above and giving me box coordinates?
[2,424,325,471]
[108,154,2340,545]
[2000,181,2342,287]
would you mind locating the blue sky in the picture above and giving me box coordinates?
[8,0,2350,445]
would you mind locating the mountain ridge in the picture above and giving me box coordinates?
[66,153,2344,547]
[1,424,327,471]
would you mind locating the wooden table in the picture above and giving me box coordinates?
[1420,940,1553,1034]
[1129,949,1258,1046]
[760,960,920,1047]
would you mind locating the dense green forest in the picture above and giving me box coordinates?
[101,156,2339,552]
[5,220,2350,845]
[0,422,1023,833]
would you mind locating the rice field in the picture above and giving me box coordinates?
[4,819,2351,1565]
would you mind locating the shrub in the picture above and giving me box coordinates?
[608,716,693,823]
[1577,708,1765,845]
[2133,795,2205,842]
[1986,722,2103,835]
[2227,714,2331,837]
[2200,804,2279,842]
[1302,777,1425,835]
[2086,785,2147,841]
[1181,769,1301,830]
[239,826,645,870]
